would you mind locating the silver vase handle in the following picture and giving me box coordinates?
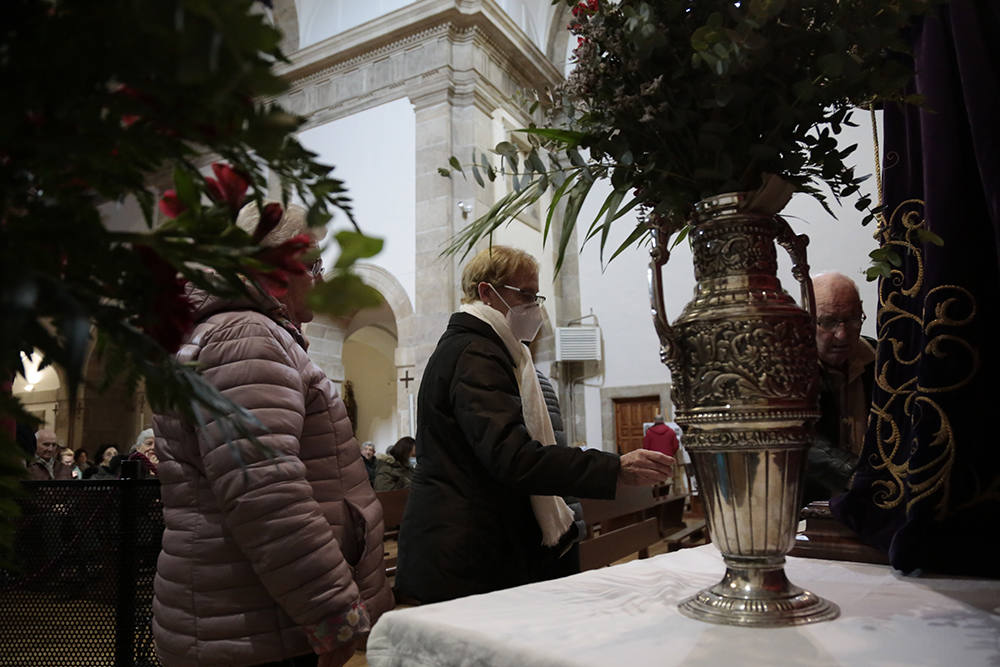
[774,215,815,318]
[648,224,676,365]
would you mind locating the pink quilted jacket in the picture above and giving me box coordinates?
[152,290,393,666]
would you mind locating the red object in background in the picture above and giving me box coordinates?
[642,422,678,458]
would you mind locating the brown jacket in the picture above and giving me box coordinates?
[25,458,73,481]
[152,289,393,665]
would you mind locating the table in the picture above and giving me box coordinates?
[367,545,1000,666]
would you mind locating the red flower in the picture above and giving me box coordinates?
[252,233,312,298]
[256,233,311,274]
[158,190,187,219]
[251,202,284,243]
[205,162,250,215]
[134,246,194,353]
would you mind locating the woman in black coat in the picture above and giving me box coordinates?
[395,246,673,604]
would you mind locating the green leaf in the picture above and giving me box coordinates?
[607,221,652,265]
[437,167,452,178]
[308,273,384,316]
[471,163,485,188]
[915,228,945,247]
[173,167,200,209]
[527,149,547,174]
[520,127,589,148]
[448,156,463,172]
[818,53,844,77]
[494,141,518,157]
[333,230,383,269]
[480,153,495,181]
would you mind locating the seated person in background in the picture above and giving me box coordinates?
[73,448,89,479]
[804,272,876,504]
[360,441,377,486]
[85,443,121,480]
[374,437,416,491]
[643,414,679,459]
[26,429,73,480]
[59,448,81,479]
[395,245,673,604]
[128,428,158,477]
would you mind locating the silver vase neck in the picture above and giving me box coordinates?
[693,192,752,222]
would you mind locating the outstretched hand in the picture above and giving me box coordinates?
[618,449,674,486]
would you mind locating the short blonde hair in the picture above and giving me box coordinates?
[235,200,317,248]
[460,245,538,304]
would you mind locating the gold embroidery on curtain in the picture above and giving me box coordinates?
[869,199,979,518]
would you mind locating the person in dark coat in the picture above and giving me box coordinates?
[374,437,415,491]
[803,272,876,504]
[395,246,673,604]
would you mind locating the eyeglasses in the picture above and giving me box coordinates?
[816,313,866,331]
[500,284,546,306]
[308,258,324,279]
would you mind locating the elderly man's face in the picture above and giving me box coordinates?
[814,276,864,368]
[35,431,59,460]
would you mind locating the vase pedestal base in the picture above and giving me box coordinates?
[678,557,839,627]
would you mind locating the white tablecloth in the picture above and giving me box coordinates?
[367,545,1000,667]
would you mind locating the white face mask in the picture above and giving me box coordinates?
[490,285,544,343]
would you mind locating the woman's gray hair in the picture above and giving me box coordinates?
[235,200,315,248]
[133,428,155,452]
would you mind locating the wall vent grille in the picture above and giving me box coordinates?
[555,326,602,361]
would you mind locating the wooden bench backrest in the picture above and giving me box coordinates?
[577,483,686,571]
[377,488,409,531]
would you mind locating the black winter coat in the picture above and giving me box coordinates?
[395,313,619,603]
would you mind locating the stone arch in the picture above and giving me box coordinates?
[545,2,574,75]
[305,264,418,445]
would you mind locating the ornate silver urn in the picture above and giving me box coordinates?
[649,192,839,626]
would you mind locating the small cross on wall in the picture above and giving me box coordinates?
[399,369,414,389]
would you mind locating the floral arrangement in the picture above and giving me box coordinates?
[443,0,937,269]
[0,0,381,552]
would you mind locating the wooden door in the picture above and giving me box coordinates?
[613,396,661,454]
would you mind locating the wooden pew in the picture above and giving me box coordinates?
[577,484,688,571]
[376,488,409,578]
[376,483,706,580]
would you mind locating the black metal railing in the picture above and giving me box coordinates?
[0,477,163,666]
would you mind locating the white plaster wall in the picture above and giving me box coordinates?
[296,0,415,49]
[297,98,417,308]
[575,113,883,452]
[343,325,398,451]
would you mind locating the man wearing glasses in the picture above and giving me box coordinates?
[804,272,876,504]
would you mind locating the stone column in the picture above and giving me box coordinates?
[304,317,350,392]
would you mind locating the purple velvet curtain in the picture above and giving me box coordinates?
[831,0,1000,576]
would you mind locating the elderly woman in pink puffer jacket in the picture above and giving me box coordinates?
[152,203,393,667]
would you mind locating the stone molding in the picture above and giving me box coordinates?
[273,0,562,124]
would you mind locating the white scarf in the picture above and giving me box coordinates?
[459,302,575,547]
